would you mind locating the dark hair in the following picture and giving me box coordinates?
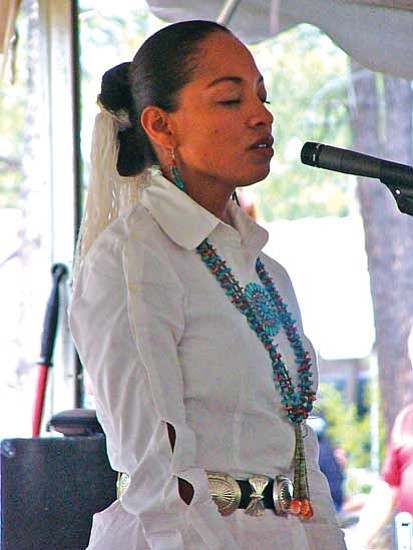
[98,20,230,176]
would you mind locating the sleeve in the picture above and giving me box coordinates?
[381,442,401,488]
[69,228,239,550]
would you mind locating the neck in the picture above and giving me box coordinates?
[161,165,235,223]
[187,186,233,223]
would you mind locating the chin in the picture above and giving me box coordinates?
[243,166,271,186]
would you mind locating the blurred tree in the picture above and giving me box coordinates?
[349,62,413,435]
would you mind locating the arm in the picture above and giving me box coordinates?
[354,416,402,548]
[70,227,239,550]
[353,479,398,548]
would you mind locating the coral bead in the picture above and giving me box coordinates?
[290,499,302,516]
[300,499,314,520]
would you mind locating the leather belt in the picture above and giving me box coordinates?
[117,471,293,517]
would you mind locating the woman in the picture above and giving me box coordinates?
[70,20,346,549]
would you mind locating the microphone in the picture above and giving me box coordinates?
[301,142,413,187]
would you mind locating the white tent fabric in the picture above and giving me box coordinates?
[146,0,413,79]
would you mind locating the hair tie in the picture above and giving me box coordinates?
[97,100,131,131]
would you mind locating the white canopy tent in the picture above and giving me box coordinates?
[1,0,412,137]
[2,1,413,78]
[146,0,413,80]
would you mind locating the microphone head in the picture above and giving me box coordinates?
[301,142,322,167]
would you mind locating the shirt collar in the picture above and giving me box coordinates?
[140,166,269,255]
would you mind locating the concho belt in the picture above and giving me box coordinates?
[207,472,293,517]
[117,471,293,517]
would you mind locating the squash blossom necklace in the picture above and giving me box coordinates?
[196,238,316,520]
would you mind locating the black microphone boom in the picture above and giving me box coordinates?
[301,142,413,185]
[300,141,413,216]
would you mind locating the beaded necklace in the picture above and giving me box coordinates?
[196,238,316,520]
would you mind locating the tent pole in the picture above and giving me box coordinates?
[216,0,243,25]
[70,0,85,408]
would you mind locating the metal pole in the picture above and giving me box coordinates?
[70,0,82,245]
[70,0,84,408]
[216,0,243,25]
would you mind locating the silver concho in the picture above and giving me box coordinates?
[273,475,293,516]
[117,472,130,499]
[207,472,242,516]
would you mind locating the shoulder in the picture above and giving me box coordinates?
[74,203,169,292]
[260,249,290,276]
[259,251,298,301]
[87,202,173,262]
[98,204,186,292]
[259,251,304,322]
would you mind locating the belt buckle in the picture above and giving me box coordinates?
[245,475,269,516]
[207,471,241,516]
[273,475,293,516]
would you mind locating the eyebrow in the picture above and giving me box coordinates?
[206,75,264,88]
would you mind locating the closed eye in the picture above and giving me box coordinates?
[219,99,241,106]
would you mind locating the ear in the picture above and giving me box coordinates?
[140,106,176,149]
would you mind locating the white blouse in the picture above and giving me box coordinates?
[70,167,346,550]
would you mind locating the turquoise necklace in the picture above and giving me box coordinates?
[196,238,315,423]
[196,237,316,519]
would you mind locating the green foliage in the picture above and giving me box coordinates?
[315,381,386,470]
[251,25,357,220]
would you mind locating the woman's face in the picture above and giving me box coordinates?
[169,31,274,192]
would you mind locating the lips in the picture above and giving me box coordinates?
[248,135,274,151]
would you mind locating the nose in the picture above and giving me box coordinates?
[247,99,274,128]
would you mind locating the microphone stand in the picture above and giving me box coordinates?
[32,263,68,437]
[381,176,413,216]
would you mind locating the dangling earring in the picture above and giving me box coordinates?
[170,148,185,192]
[232,190,240,206]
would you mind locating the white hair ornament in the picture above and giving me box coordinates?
[73,106,151,283]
